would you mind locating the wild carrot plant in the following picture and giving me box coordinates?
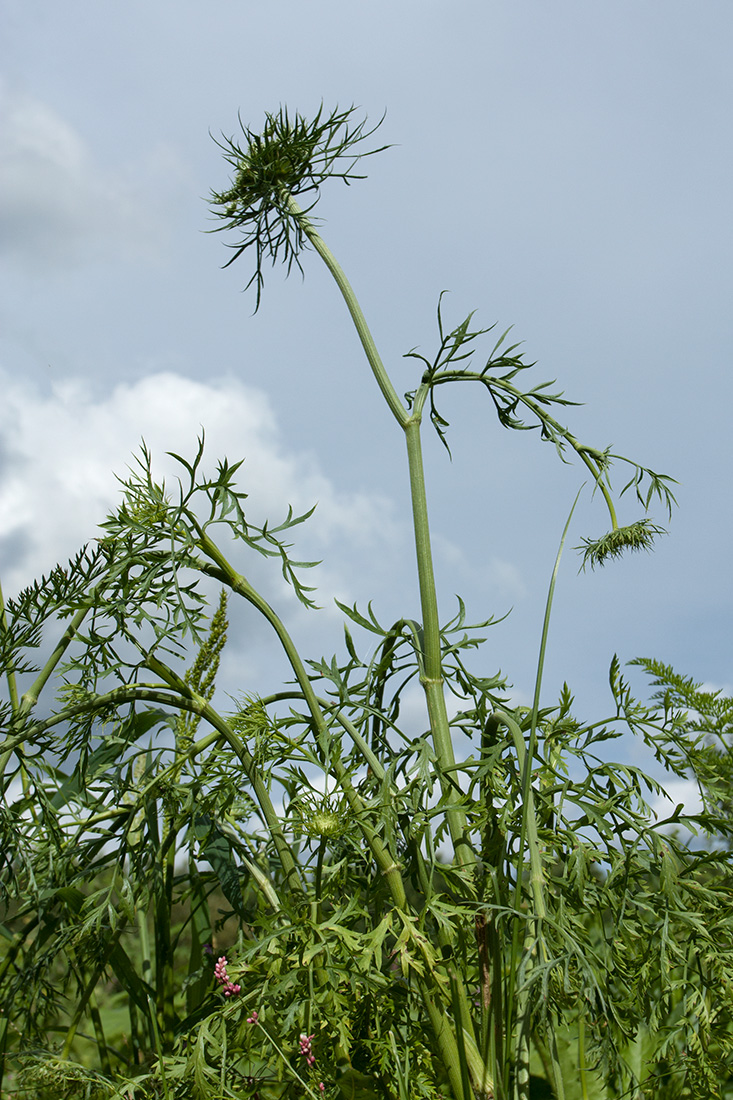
[1,105,732,1100]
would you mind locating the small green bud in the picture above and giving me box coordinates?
[304,810,343,839]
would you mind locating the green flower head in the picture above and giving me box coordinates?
[209,104,388,307]
[577,519,667,570]
[292,791,350,840]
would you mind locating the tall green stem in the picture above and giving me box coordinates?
[278,198,488,1097]
[490,501,579,1100]
[403,418,474,869]
[289,196,474,871]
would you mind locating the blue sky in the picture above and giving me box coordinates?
[1,1,731,790]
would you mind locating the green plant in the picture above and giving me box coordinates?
[1,105,731,1100]
[631,658,733,843]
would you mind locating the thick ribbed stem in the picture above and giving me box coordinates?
[403,416,474,868]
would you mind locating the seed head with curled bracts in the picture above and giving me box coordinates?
[209,104,388,308]
[577,518,668,570]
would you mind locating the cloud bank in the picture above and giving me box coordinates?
[0,83,168,269]
[0,370,401,609]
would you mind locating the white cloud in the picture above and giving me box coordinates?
[0,84,166,268]
[649,778,704,839]
[699,680,733,700]
[0,367,533,706]
[0,369,401,612]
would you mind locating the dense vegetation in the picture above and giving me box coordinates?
[1,106,731,1100]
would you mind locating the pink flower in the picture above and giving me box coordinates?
[299,1033,316,1066]
[214,955,241,998]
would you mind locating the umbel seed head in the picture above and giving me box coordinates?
[209,104,388,307]
[577,519,667,570]
[213,114,319,214]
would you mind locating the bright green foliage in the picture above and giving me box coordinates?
[1,106,731,1100]
[631,658,733,842]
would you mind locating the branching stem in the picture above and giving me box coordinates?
[19,606,89,717]
[192,522,411,909]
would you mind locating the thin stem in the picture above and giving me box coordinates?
[249,1018,324,1100]
[514,497,579,1098]
[146,992,172,1100]
[498,710,546,922]
[312,837,326,925]
[88,994,112,1077]
[157,819,177,1048]
[284,193,409,428]
[527,490,583,772]
[260,690,387,779]
[431,369,622,531]
[515,1018,530,1100]
[19,606,89,716]
[495,497,581,1099]
[577,450,618,529]
[505,495,578,1098]
[493,708,547,1100]
[578,1012,590,1100]
[144,652,306,900]
[0,577,19,713]
[192,532,410,909]
[494,488,577,1100]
